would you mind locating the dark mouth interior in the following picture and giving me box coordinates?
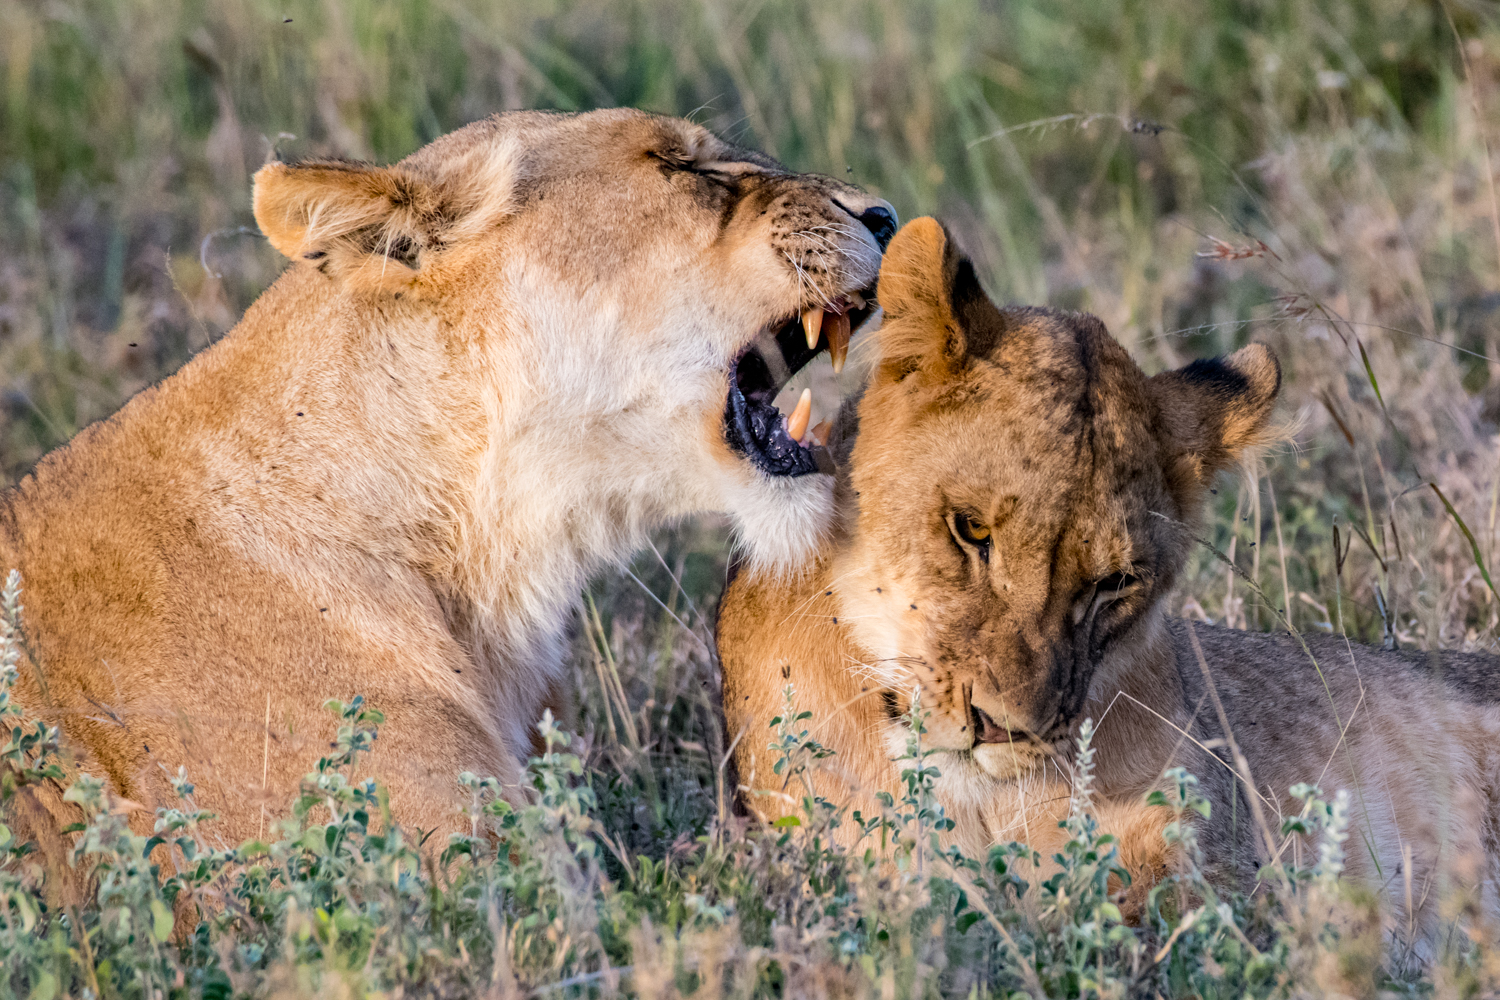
[724,295,877,477]
[880,691,1033,750]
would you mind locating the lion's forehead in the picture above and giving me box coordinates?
[932,400,1170,513]
[402,111,865,265]
[405,109,803,195]
[405,108,698,162]
[907,411,1172,594]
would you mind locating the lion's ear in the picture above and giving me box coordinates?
[1148,344,1282,492]
[253,146,518,293]
[874,217,1008,382]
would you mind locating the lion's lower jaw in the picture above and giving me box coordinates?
[972,742,1050,781]
[722,472,835,576]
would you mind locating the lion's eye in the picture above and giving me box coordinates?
[951,511,992,560]
[1092,572,1140,601]
[694,160,769,177]
[648,149,694,171]
[650,151,747,187]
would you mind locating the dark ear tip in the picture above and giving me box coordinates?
[937,221,966,269]
[936,222,980,306]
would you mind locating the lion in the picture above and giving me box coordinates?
[0,109,897,887]
[719,217,1500,953]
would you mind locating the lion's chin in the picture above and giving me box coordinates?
[973,742,1050,781]
[724,472,836,577]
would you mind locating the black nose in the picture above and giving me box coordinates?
[856,205,898,250]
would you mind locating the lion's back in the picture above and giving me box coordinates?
[1171,619,1500,709]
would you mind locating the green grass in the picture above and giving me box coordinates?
[4,0,1500,995]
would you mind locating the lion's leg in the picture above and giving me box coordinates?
[315,688,529,841]
[5,780,92,909]
[103,681,526,860]
[1092,798,1181,922]
[996,795,1178,925]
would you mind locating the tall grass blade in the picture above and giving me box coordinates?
[1431,483,1500,605]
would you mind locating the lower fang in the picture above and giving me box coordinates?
[787,387,812,442]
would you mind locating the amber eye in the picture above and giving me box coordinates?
[951,511,992,556]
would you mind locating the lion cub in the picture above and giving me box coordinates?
[718,217,1500,953]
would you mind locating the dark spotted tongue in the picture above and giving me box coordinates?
[744,396,817,475]
[723,356,819,478]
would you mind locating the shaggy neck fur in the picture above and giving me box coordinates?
[157,267,711,706]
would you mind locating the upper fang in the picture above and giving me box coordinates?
[802,307,824,350]
[827,311,852,374]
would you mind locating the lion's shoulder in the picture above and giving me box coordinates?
[718,559,848,702]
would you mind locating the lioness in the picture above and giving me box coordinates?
[719,217,1500,953]
[0,109,896,872]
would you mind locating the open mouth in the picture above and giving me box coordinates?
[724,292,877,477]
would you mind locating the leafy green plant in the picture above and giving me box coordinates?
[0,570,64,832]
[0,568,1494,996]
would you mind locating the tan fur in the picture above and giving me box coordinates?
[0,109,894,896]
[720,218,1500,954]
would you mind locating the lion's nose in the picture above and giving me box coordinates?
[835,197,899,250]
[971,705,1017,745]
[856,203,898,250]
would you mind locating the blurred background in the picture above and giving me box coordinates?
[3,0,1500,661]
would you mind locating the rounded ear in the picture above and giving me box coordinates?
[252,143,519,293]
[1148,342,1282,492]
[873,217,1009,383]
[253,159,426,281]
[876,216,951,326]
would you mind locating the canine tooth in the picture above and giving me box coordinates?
[787,388,812,442]
[828,311,852,374]
[802,307,824,350]
[810,420,831,447]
